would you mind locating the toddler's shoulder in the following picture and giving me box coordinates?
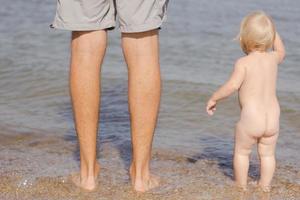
[268,51,283,64]
[234,56,248,69]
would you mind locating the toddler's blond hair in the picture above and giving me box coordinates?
[238,11,275,54]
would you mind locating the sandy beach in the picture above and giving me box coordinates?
[1,130,300,200]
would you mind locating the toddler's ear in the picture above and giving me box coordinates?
[232,34,241,42]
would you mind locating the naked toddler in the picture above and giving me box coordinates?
[206,11,285,191]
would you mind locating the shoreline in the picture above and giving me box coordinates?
[1,129,300,200]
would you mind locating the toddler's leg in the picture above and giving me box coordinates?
[258,134,278,191]
[234,124,256,190]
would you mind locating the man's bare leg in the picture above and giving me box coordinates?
[69,30,107,191]
[122,30,161,192]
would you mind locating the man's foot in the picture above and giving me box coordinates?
[71,163,100,191]
[130,165,160,192]
[132,175,160,192]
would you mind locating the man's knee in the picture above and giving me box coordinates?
[72,30,107,44]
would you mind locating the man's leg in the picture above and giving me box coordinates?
[122,30,161,192]
[70,30,107,191]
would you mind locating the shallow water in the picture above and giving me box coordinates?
[1,0,300,199]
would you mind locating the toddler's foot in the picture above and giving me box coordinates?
[258,184,271,193]
[251,181,271,192]
[235,183,248,192]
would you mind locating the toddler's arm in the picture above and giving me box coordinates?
[272,32,285,64]
[206,59,246,115]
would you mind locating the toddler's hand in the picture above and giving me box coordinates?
[206,99,217,116]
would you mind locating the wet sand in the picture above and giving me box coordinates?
[1,125,300,200]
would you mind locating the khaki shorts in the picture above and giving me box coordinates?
[51,0,168,33]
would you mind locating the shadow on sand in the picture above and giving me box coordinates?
[187,136,259,180]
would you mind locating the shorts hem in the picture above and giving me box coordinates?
[119,17,167,33]
[50,20,116,31]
